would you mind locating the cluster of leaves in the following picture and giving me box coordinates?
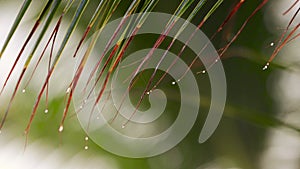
[0,0,299,144]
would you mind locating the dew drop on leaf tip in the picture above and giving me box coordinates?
[22,89,26,93]
[66,87,71,93]
[263,62,270,71]
[84,146,89,150]
[85,136,89,141]
[44,109,48,113]
[58,125,64,132]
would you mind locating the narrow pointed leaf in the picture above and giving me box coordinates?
[0,0,32,59]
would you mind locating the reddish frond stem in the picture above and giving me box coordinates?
[84,15,130,92]
[72,26,92,58]
[24,15,63,90]
[217,0,245,32]
[268,23,300,63]
[177,0,246,80]
[85,44,119,98]
[0,21,40,96]
[219,0,269,57]
[23,15,64,137]
[283,0,299,15]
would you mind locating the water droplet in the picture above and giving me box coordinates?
[84,146,89,150]
[79,105,83,109]
[215,59,218,63]
[58,125,64,132]
[149,90,152,93]
[44,109,48,114]
[83,100,87,103]
[146,92,150,95]
[96,116,100,120]
[270,42,274,47]
[85,136,89,141]
[263,66,268,70]
[66,87,71,93]
[202,70,206,74]
[263,62,270,71]
[177,79,180,82]
[171,81,176,85]
[22,89,26,93]
[121,124,126,129]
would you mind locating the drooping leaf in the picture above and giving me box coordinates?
[0,0,32,59]
[24,0,89,137]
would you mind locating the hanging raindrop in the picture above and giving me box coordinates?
[66,87,71,93]
[263,62,270,71]
[58,125,64,132]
